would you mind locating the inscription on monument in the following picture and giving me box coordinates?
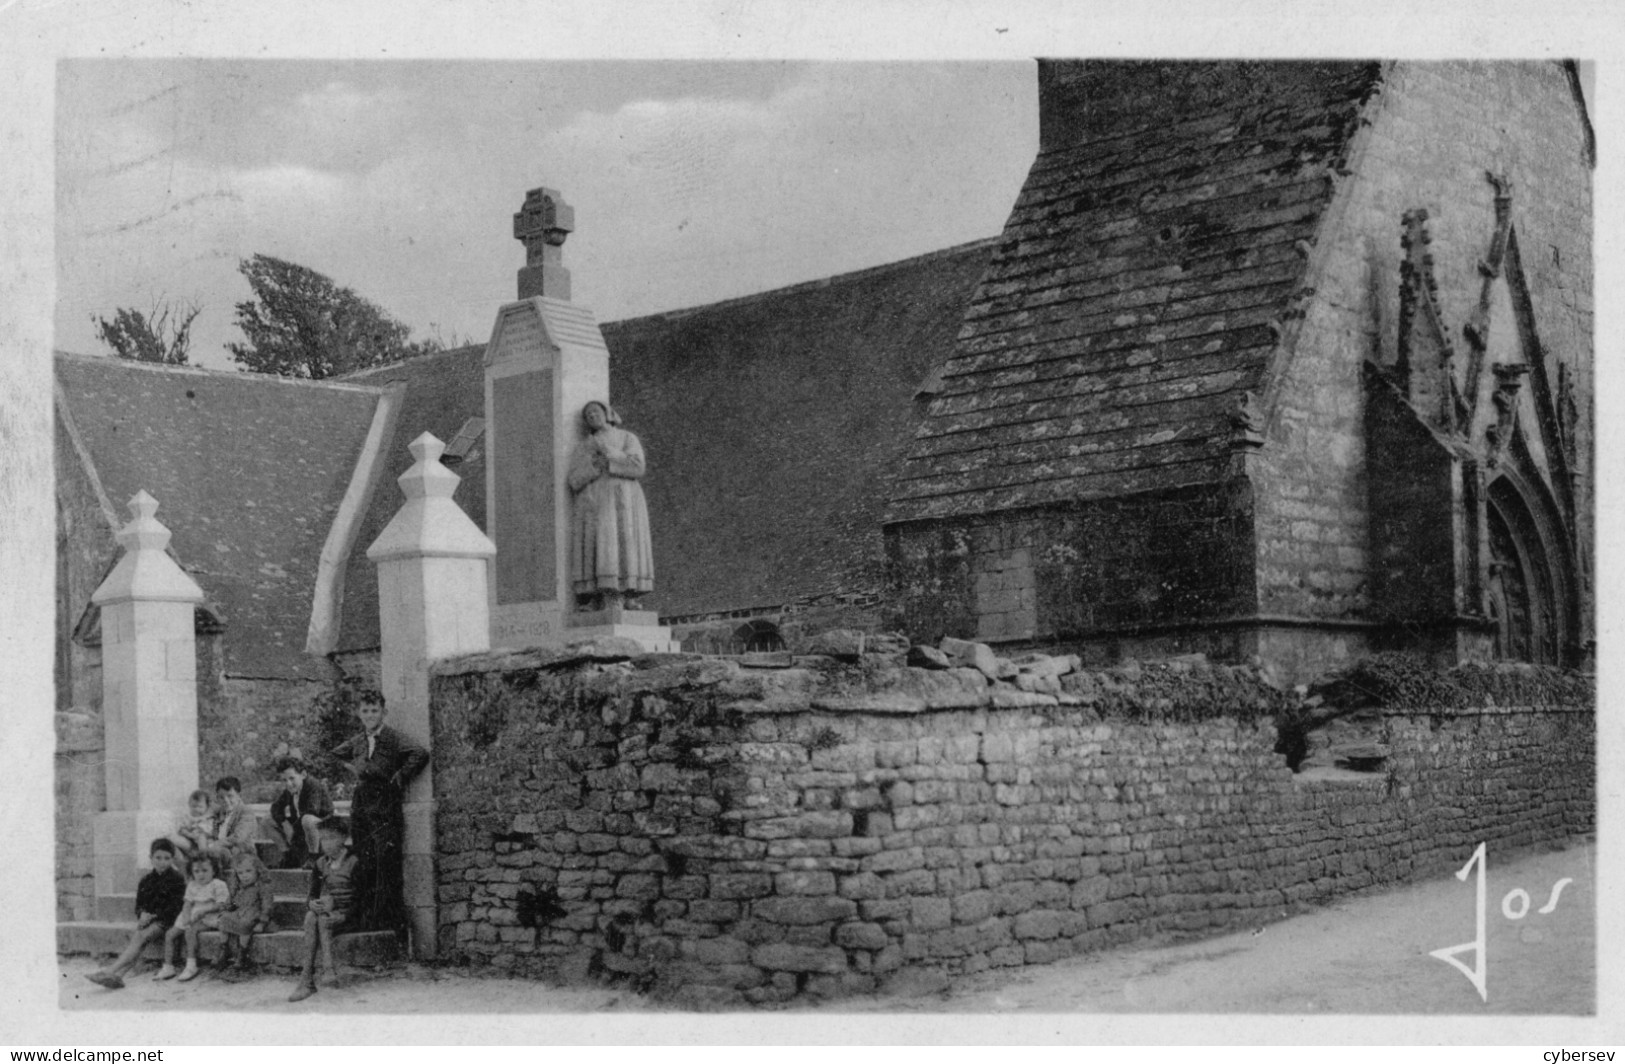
[492,369,554,605]
[492,617,556,643]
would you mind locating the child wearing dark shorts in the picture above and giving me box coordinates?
[288,816,358,1002]
[84,838,186,990]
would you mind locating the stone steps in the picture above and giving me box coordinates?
[59,862,406,971]
[95,866,317,924]
[57,921,401,970]
[93,891,313,927]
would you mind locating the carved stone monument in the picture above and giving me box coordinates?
[484,187,676,652]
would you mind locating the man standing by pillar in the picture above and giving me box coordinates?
[333,692,427,937]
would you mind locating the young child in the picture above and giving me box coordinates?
[84,838,186,990]
[168,790,212,871]
[288,816,357,1002]
[214,852,275,980]
[159,853,229,982]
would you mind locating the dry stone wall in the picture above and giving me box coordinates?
[55,710,105,921]
[428,643,1592,1007]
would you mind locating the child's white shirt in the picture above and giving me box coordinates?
[183,877,230,911]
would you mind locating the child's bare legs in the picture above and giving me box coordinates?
[177,926,202,980]
[157,925,184,978]
[88,922,165,987]
[213,931,236,970]
[222,932,255,978]
[301,814,322,861]
[113,923,164,975]
[317,913,343,986]
[289,910,321,1001]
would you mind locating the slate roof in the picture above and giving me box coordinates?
[888,60,1385,524]
[54,352,386,679]
[603,239,997,618]
[334,344,488,653]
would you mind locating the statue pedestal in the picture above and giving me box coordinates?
[566,604,679,653]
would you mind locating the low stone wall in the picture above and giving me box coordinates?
[428,648,1593,1006]
[55,710,105,921]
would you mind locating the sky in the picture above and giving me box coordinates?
[56,60,1039,369]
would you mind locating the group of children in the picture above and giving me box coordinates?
[85,761,360,1003]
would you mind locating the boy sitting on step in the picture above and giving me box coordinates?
[215,851,275,980]
[288,816,357,1003]
[84,838,186,990]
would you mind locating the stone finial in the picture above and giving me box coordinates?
[116,490,172,553]
[1487,169,1514,205]
[367,432,497,563]
[399,432,460,499]
[1485,362,1531,468]
[1230,390,1266,448]
[513,187,575,301]
[92,491,205,606]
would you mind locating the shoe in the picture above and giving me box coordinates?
[220,965,251,983]
[155,964,177,981]
[177,962,200,982]
[288,982,317,1002]
[85,971,124,990]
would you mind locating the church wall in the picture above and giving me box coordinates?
[1254,62,1592,637]
[428,652,1592,1005]
[668,593,898,656]
[886,482,1256,655]
[54,415,114,714]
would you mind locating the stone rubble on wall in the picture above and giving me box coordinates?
[427,641,1594,1008]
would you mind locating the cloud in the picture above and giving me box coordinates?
[234,163,353,201]
[523,61,1036,319]
[56,60,1037,370]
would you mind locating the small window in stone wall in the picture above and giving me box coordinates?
[734,619,786,653]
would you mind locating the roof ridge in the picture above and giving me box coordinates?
[53,350,388,395]
[603,236,1001,328]
[337,342,485,380]
[1032,69,1377,159]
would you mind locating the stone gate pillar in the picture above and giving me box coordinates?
[366,432,496,959]
[90,491,204,897]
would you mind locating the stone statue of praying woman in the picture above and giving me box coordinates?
[566,401,654,609]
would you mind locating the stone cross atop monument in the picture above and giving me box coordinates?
[483,184,677,652]
[513,186,575,300]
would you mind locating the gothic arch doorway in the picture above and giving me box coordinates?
[1485,474,1569,665]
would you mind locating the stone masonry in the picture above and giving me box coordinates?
[428,643,1592,1007]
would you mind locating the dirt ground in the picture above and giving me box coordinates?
[52,836,1596,1026]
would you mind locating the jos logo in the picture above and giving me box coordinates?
[1430,842,1574,1001]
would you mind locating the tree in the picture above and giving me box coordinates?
[92,300,200,365]
[227,254,440,379]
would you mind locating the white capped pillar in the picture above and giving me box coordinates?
[367,432,496,959]
[90,491,205,896]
